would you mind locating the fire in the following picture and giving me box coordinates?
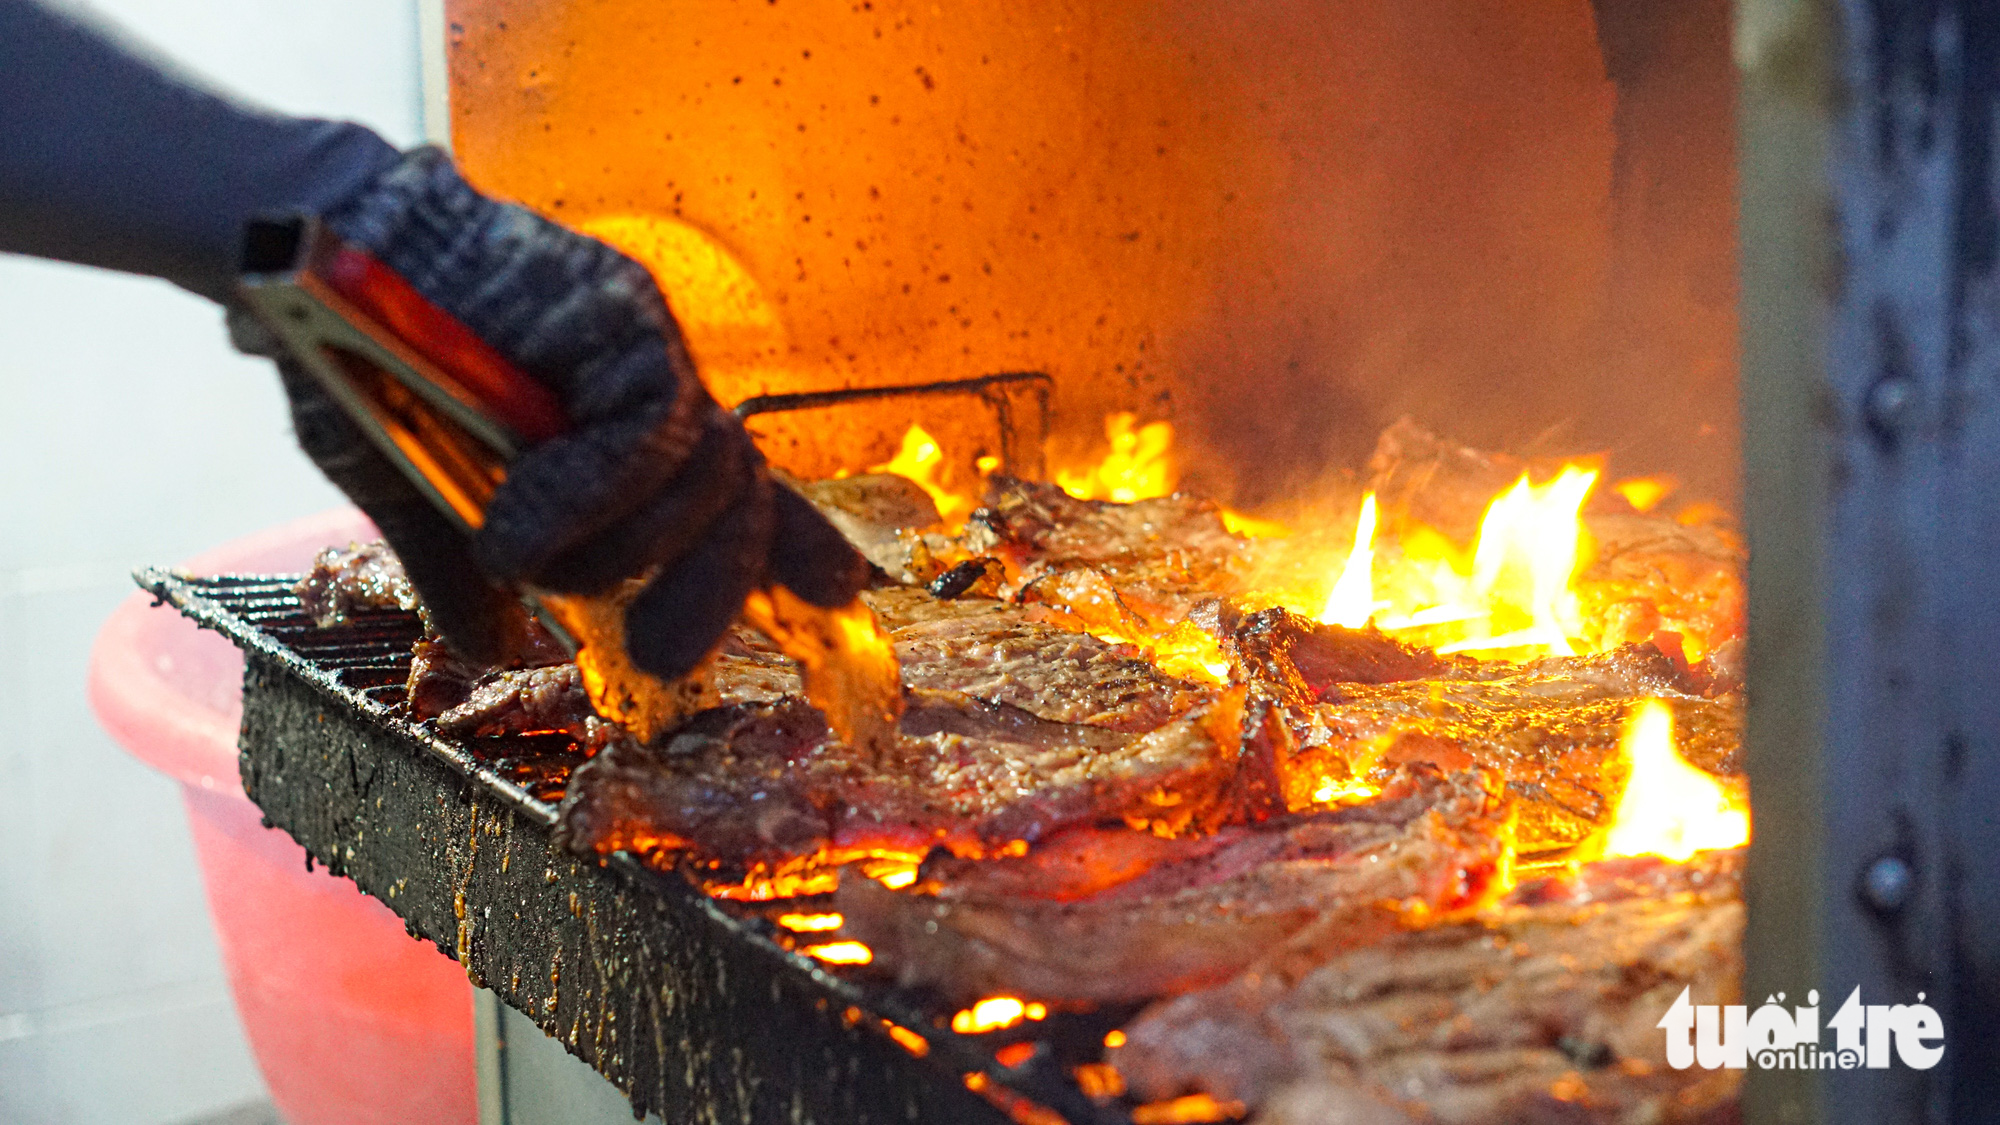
[870,423,980,525]
[1099,620,1232,685]
[1056,412,1177,502]
[1599,699,1749,861]
[1319,492,1382,628]
[950,996,1050,1034]
[1312,466,1600,659]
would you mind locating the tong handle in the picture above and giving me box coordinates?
[315,244,568,448]
[239,218,568,529]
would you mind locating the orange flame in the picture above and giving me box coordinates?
[1319,492,1382,628]
[1056,412,1177,502]
[1599,699,1749,861]
[1317,466,1600,659]
[870,423,979,525]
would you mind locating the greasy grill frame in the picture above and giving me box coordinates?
[139,568,1134,1125]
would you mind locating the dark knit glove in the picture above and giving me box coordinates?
[241,147,869,675]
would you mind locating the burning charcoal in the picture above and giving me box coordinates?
[1115,850,1745,1123]
[925,557,1004,599]
[838,766,1512,1005]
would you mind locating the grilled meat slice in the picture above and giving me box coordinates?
[555,689,1253,875]
[793,473,944,582]
[1208,604,1704,704]
[403,579,1209,746]
[1201,604,1483,704]
[1363,416,1537,545]
[1207,606,1737,849]
[1264,666,1740,852]
[968,475,1241,574]
[406,637,484,720]
[945,475,1252,630]
[837,766,1511,1004]
[894,614,1210,732]
[295,540,419,625]
[1580,514,1747,660]
[430,661,597,739]
[1115,851,1744,1124]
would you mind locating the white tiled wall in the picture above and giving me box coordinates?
[0,3,421,1122]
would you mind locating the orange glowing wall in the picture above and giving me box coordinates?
[445,0,1736,502]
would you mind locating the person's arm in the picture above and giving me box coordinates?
[0,0,399,302]
[0,0,871,679]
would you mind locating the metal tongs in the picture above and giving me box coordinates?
[237,217,902,750]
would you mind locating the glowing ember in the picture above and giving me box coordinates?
[994,1042,1036,1068]
[803,940,874,965]
[1073,1062,1126,1100]
[950,996,1050,1034]
[1130,1093,1248,1124]
[883,1021,930,1056]
[775,912,844,932]
[1103,1029,1128,1049]
[871,423,978,525]
[1599,699,1749,861]
[859,855,922,889]
[1319,492,1382,628]
[963,1072,1068,1125]
[1056,412,1176,502]
[703,871,839,901]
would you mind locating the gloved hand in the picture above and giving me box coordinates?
[235,147,870,676]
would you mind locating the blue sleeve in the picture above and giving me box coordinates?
[0,0,403,302]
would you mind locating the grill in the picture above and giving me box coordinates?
[141,569,1136,1125]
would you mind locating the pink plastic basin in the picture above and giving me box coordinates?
[88,509,476,1125]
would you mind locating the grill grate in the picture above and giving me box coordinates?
[140,568,1145,1125]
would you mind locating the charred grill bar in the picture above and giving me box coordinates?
[144,571,1126,1125]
